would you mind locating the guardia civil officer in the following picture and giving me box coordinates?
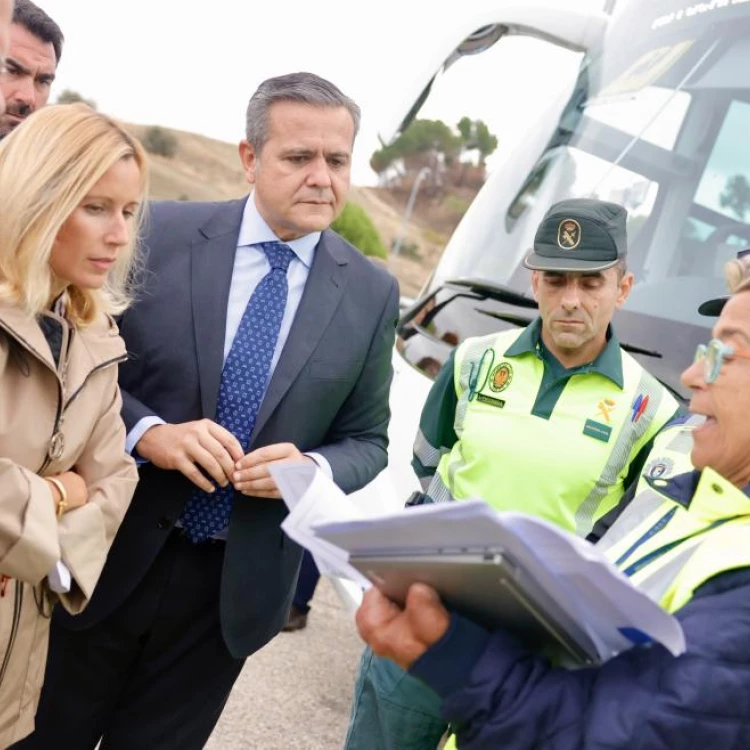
[345,198,680,750]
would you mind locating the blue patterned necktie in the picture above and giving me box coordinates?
[180,241,295,542]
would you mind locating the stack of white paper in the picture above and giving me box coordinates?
[270,462,686,662]
[273,461,373,588]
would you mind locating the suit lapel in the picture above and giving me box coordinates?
[250,231,349,442]
[191,198,247,419]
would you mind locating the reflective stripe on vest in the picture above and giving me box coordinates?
[601,468,750,613]
[428,334,507,504]
[574,368,664,536]
[430,335,495,505]
[433,329,676,533]
[666,417,701,454]
[426,469,455,504]
[413,428,449,471]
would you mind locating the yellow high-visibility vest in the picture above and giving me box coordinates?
[431,326,677,536]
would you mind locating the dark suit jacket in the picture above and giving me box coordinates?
[56,198,399,658]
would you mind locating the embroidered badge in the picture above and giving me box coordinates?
[645,457,675,480]
[489,363,514,393]
[631,394,650,423]
[583,419,612,443]
[596,398,616,424]
[557,219,582,250]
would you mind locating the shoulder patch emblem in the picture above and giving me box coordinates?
[646,457,675,480]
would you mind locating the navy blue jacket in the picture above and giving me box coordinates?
[411,566,750,749]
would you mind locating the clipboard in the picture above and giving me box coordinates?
[350,550,599,665]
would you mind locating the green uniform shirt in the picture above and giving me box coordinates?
[413,319,680,536]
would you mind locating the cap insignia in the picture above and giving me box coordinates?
[557,219,582,250]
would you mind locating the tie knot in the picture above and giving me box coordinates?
[261,241,295,272]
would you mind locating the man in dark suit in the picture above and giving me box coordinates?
[20,72,399,750]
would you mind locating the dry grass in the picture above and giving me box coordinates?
[126,123,248,202]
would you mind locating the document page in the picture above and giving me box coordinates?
[271,461,373,587]
[271,463,686,661]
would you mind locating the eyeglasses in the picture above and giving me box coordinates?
[694,338,750,384]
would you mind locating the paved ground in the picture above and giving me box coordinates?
[206,579,362,749]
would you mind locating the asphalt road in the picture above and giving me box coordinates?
[206,579,362,749]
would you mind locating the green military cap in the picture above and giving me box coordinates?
[524,198,628,273]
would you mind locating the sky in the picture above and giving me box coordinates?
[40,0,604,185]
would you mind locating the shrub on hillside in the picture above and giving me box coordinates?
[332,202,387,259]
[57,89,97,109]
[142,126,178,158]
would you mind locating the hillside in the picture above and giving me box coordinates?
[126,124,451,296]
[126,124,249,201]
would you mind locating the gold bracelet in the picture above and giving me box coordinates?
[47,477,68,517]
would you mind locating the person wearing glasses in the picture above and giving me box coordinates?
[355,253,750,750]
[602,247,750,506]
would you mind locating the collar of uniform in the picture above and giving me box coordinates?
[649,470,701,508]
[504,317,624,388]
[237,192,320,268]
[651,467,750,518]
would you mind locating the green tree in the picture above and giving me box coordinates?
[57,89,97,109]
[474,120,498,164]
[141,126,178,158]
[331,202,387,259]
[720,174,750,221]
[457,116,473,142]
[455,117,498,165]
[371,117,498,176]
[370,144,399,174]
[371,118,462,173]
[397,119,461,161]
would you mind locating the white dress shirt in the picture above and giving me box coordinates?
[126,194,332,478]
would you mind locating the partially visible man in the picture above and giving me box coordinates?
[0,0,13,116]
[356,258,750,750]
[21,72,399,750]
[0,0,61,140]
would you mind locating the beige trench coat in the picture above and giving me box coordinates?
[0,303,138,747]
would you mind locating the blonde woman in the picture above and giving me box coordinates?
[0,103,147,746]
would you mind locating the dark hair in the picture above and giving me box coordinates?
[245,71,360,153]
[12,0,64,63]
